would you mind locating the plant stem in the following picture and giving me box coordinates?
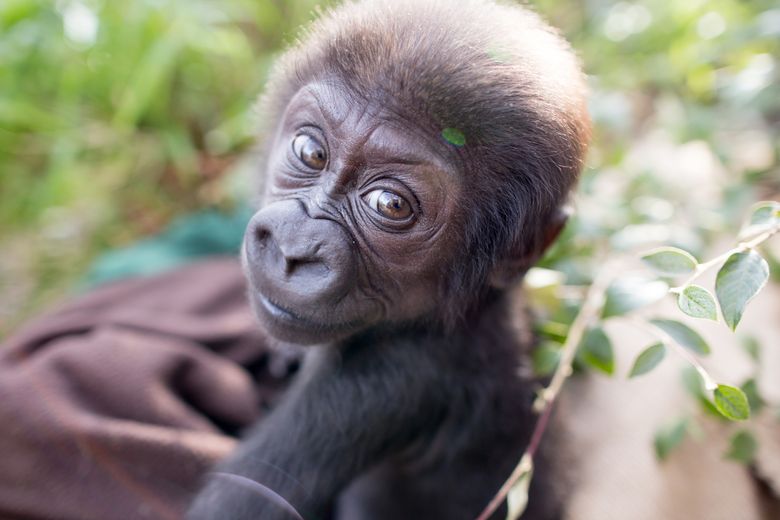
[475,260,616,520]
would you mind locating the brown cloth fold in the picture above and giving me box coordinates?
[0,258,295,520]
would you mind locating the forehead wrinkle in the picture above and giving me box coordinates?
[298,79,372,129]
[290,82,345,130]
[312,89,344,127]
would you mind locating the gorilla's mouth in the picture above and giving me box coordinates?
[258,293,300,321]
[255,292,363,335]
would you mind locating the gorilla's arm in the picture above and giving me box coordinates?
[188,335,448,520]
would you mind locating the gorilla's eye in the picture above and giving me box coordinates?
[364,189,413,220]
[292,134,327,170]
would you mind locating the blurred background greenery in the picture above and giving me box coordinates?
[1,0,778,337]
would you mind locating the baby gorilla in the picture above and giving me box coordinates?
[189,0,589,518]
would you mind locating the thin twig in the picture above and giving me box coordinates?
[672,222,780,292]
[475,259,618,520]
[534,263,616,412]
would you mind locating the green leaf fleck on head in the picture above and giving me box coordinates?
[441,127,466,147]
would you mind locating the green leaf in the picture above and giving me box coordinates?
[650,319,710,355]
[738,201,780,240]
[713,384,750,421]
[441,127,466,147]
[532,342,561,377]
[740,378,765,414]
[749,201,780,223]
[654,419,688,461]
[677,285,717,320]
[578,326,615,375]
[536,321,569,343]
[629,342,666,378]
[715,250,770,331]
[741,336,761,362]
[641,247,698,276]
[725,430,757,463]
[602,276,669,318]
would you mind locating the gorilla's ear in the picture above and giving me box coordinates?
[488,207,571,289]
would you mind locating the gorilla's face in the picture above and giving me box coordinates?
[243,82,463,344]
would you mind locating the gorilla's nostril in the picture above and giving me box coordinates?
[255,227,271,247]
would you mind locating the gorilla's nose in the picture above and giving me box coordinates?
[245,200,356,304]
[253,223,325,278]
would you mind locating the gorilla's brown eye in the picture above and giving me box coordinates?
[364,189,413,220]
[292,134,327,170]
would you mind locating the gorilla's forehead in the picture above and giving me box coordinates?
[282,81,464,182]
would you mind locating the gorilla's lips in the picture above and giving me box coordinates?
[256,293,315,326]
[253,291,364,340]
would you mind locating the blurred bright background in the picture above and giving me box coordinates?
[1,0,779,337]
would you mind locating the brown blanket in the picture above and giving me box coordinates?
[0,259,296,520]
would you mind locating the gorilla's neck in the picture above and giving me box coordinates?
[341,287,528,357]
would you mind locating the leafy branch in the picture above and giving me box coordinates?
[644,201,779,329]
[670,220,779,294]
[479,201,779,520]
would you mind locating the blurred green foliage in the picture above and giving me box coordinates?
[536,0,780,283]
[1,0,778,336]
[0,0,336,333]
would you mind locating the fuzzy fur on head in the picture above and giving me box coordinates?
[257,0,590,325]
